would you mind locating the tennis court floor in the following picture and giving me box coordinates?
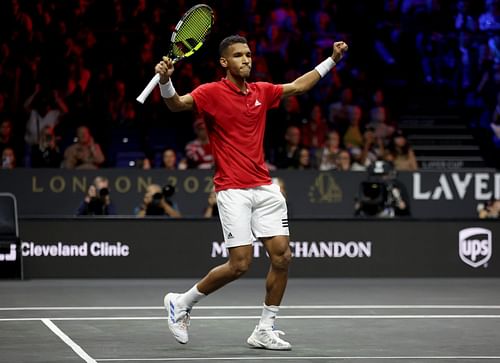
[1,278,500,362]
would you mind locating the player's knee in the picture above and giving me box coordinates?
[272,248,292,270]
[229,257,252,278]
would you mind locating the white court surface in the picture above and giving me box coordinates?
[1,278,500,362]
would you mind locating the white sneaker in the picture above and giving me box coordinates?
[247,325,292,350]
[164,293,190,344]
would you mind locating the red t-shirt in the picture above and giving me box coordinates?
[190,79,283,191]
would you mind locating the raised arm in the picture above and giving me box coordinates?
[155,57,194,112]
[282,41,348,98]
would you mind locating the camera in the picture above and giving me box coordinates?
[86,187,110,215]
[146,184,176,215]
[355,161,410,217]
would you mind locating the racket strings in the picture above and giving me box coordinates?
[172,7,213,58]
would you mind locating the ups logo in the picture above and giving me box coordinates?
[308,173,342,203]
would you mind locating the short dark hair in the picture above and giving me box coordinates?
[219,35,248,56]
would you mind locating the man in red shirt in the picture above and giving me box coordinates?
[156,35,348,350]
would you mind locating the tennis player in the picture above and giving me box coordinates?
[156,35,348,350]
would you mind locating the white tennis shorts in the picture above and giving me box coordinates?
[216,183,289,248]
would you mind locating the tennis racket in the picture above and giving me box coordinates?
[136,4,214,104]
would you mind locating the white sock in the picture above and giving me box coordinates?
[258,304,279,330]
[178,284,206,309]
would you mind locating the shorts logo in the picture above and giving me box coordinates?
[281,218,288,228]
[227,232,234,239]
[0,244,17,262]
[459,227,492,268]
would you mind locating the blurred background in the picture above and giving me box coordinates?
[0,0,499,219]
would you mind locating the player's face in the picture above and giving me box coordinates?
[220,43,252,79]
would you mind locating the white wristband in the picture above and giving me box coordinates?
[314,57,336,78]
[159,79,176,98]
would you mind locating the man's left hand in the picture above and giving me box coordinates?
[332,41,348,63]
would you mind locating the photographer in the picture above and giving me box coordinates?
[354,160,410,218]
[77,176,116,215]
[478,199,500,219]
[137,184,181,218]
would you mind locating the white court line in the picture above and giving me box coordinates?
[96,356,500,361]
[2,305,500,311]
[3,314,500,322]
[41,318,96,363]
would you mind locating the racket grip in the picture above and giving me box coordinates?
[136,73,161,104]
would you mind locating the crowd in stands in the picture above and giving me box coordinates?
[0,0,499,172]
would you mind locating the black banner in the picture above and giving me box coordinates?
[0,169,498,218]
[4,218,497,278]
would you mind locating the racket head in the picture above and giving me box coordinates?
[168,4,214,63]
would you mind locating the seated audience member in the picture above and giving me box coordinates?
[301,104,328,150]
[350,147,367,171]
[297,147,312,169]
[0,119,14,155]
[343,106,364,149]
[316,130,342,170]
[274,125,302,169]
[335,149,352,171]
[185,118,214,169]
[135,157,152,169]
[359,127,385,169]
[1,147,16,169]
[63,126,105,169]
[160,148,187,170]
[136,184,181,218]
[328,88,360,136]
[77,176,116,215]
[31,125,62,168]
[385,130,418,171]
[203,189,218,218]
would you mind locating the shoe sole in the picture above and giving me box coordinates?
[247,336,292,351]
[164,293,188,344]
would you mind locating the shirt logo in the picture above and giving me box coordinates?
[254,99,262,107]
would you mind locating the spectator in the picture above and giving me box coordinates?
[136,184,181,218]
[343,106,364,149]
[203,189,218,218]
[478,198,500,219]
[274,125,301,169]
[360,127,385,168]
[135,157,152,170]
[24,86,68,146]
[328,88,360,136]
[77,176,116,216]
[316,130,342,171]
[491,91,500,143]
[297,147,312,170]
[455,0,478,89]
[63,126,105,169]
[385,130,418,171]
[479,0,500,32]
[160,148,187,170]
[30,125,62,168]
[185,118,213,169]
[1,147,16,169]
[0,119,14,155]
[301,104,328,150]
[369,89,389,127]
[335,149,352,171]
